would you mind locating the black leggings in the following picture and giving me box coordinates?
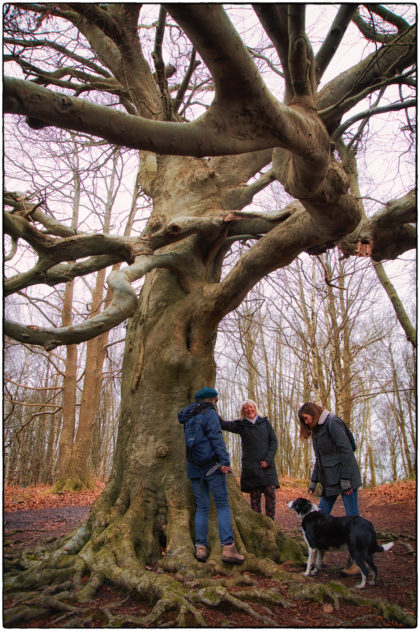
[249,485,276,520]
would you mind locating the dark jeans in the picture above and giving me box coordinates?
[190,472,234,547]
[319,489,360,516]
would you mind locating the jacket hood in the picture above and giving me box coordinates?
[178,400,213,425]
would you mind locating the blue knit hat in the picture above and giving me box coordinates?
[194,387,218,400]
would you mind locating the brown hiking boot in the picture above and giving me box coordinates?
[222,543,245,564]
[195,545,209,562]
[340,562,360,576]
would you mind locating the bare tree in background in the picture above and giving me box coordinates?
[3,4,416,625]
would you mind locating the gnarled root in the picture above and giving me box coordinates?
[288,580,416,627]
[4,482,415,628]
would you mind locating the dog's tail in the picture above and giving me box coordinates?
[377,542,394,553]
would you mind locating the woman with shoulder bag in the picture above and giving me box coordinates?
[298,401,362,576]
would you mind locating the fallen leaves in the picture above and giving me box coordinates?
[361,479,416,504]
[4,478,415,513]
[4,481,105,512]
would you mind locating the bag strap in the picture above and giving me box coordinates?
[326,415,355,450]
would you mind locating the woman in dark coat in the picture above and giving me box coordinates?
[220,400,279,520]
[298,401,362,577]
[297,402,361,514]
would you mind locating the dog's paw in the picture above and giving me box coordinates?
[303,571,311,577]
[310,567,319,575]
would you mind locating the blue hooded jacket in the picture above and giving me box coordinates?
[178,401,230,479]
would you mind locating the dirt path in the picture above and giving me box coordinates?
[4,481,416,627]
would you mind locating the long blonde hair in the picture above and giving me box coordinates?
[239,399,263,419]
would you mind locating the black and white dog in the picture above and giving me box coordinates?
[287,497,394,589]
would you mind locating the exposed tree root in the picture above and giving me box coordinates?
[288,580,416,627]
[3,478,415,627]
[4,526,416,628]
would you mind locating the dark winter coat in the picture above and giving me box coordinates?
[311,414,362,497]
[178,401,230,480]
[220,416,279,492]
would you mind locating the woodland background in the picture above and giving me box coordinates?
[4,4,415,492]
[5,143,416,489]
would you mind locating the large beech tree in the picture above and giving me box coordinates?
[4,4,416,626]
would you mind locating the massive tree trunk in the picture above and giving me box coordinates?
[3,4,416,626]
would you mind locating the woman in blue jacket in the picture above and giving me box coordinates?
[178,387,244,564]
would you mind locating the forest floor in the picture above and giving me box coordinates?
[4,478,416,628]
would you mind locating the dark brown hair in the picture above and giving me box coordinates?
[298,402,323,439]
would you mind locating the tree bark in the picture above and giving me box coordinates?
[56,281,78,482]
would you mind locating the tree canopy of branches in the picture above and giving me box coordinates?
[3,4,416,627]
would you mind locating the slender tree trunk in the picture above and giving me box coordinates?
[56,280,78,482]
[55,146,81,485]
[54,154,127,490]
[365,397,376,487]
[388,345,414,477]
[240,309,258,402]
[62,270,108,488]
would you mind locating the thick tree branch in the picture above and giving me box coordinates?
[212,189,359,319]
[352,13,391,44]
[287,5,316,103]
[3,77,265,155]
[365,4,411,32]
[6,255,123,296]
[164,4,272,106]
[152,7,173,120]
[4,253,177,350]
[337,186,416,262]
[252,4,292,101]
[5,237,18,262]
[4,76,333,164]
[315,5,357,81]
[4,211,137,267]
[213,202,312,316]
[353,5,410,42]
[317,24,416,131]
[4,192,76,237]
[65,3,126,48]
